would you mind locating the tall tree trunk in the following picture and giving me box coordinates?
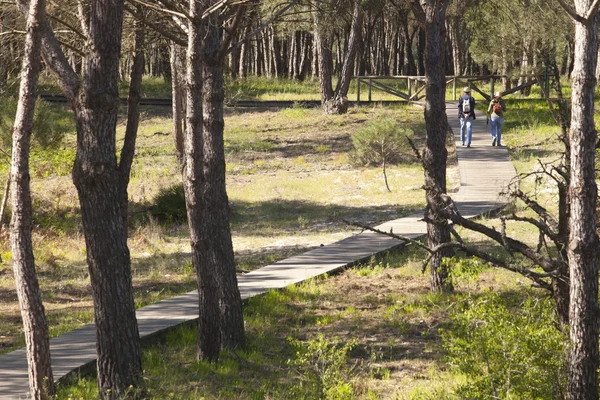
[72,0,143,394]
[405,26,417,75]
[314,10,334,108]
[200,0,245,355]
[184,0,245,362]
[417,27,425,75]
[21,0,144,394]
[10,0,54,397]
[411,0,453,293]
[564,2,600,399]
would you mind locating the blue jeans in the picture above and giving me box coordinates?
[490,117,505,145]
[460,116,473,145]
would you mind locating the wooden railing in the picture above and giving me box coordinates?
[354,74,546,103]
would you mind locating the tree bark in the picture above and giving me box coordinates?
[184,0,245,362]
[564,2,600,399]
[171,43,186,165]
[17,0,144,395]
[200,0,245,355]
[411,0,453,293]
[0,176,9,231]
[10,0,54,397]
[72,0,143,394]
[315,0,363,114]
[119,14,145,233]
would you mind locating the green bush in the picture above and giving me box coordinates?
[442,293,567,399]
[349,118,414,167]
[148,183,187,223]
[287,334,358,399]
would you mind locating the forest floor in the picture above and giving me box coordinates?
[0,102,433,356]
[0,84,573,398]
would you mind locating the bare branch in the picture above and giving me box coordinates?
[17,0,79,102]
[556,0,585,22]
[46,14,86,40]
[585,0,600,20]
[226,0,301,55]
[406,136,422,161]
[125,0,190,20]
[343,219,432,253]
[345,215,554,290]
[505,214,560,244]
[124,3,187,46]
[436,192,558,273]
[77,0,90,35]
[217,4,246,62]
[511,189,558,227]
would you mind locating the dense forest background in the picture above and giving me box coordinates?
[0,0,577,90]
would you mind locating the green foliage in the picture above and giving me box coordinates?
[287,334,358,399]
[350,118,414,167]
[464,0,570,78]
[0,97,71,150]
[148,183,187,223]
[445,256,488,283]
[442,293,567,399]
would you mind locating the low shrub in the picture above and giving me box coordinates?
[349,118,414,167]
[287,334,358,400]
[442,292,567,399]
[148,184,187,223]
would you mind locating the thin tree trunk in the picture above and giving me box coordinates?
[10,0,54,397]
[171,43,186,165]
[412,0,453,293]
[316,0,363,114]
[0,176,9,231]
[118,14,145,232]
[565,2,600,398]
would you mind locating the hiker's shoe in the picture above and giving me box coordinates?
[467,144,471,148]
[461,142,465,146]
[492,137,496,146]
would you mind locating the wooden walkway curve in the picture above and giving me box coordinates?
[0,104,516,399]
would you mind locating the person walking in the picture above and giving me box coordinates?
[487,91,506,146]
[458,87,476,147]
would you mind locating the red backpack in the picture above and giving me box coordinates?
[493,102,502,114]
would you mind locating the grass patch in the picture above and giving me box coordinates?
[0,102,429,356]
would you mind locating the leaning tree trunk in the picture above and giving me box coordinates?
[313,9,335,113]
[10,0,54,397]
[565,2,600,399]
[118,15,145,232]
[332,0,364,113]
[411,0,453,293]
[315,0,363,115]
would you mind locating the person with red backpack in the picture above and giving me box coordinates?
[487,91,506,146]
[458,86,476,147]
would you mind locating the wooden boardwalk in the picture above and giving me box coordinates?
[0,104,515,399]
